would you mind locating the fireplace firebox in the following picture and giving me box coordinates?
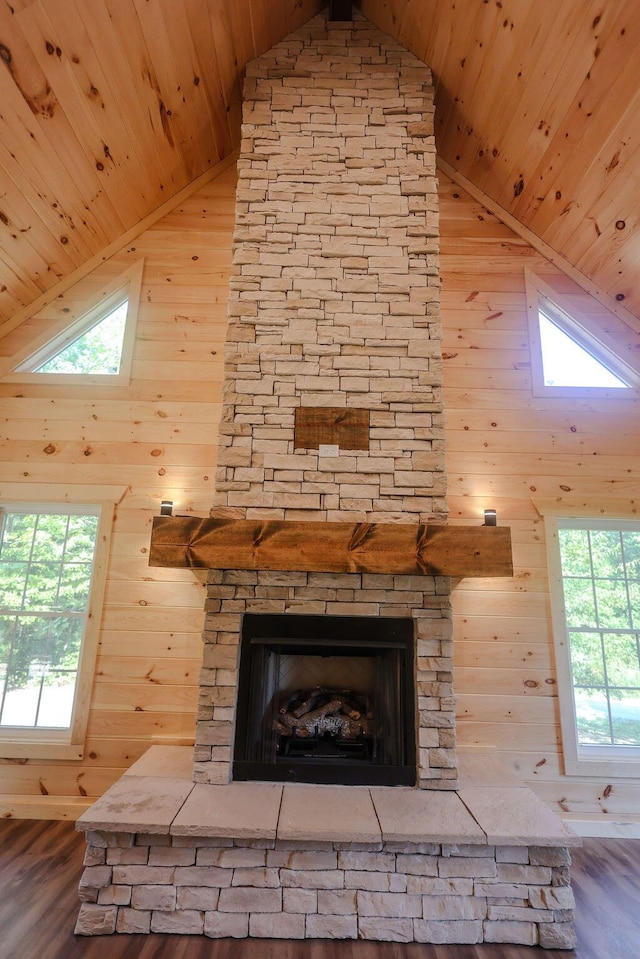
[232,613,416,786]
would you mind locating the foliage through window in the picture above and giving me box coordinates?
[547,516,640,775]
[35,299,128,375]
[0,508,100,731]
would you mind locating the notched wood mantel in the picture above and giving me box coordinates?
[149,516,513,579]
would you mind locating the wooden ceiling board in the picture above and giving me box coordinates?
[2,0,640,327]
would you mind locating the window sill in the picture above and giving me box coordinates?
[565,754,640,779]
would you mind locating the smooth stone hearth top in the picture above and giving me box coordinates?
[76,747,580,849]
[76,775,193,834]
[457,784,581,847]
[278,784,380,844]
[371,787,485,844]
[172,783,282,839]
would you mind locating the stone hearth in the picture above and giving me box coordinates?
[75,747,579,949]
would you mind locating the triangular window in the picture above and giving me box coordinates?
[6,260,143,386]
[525,270,640,397]
[33,297,128,375]
[538,308,629,389]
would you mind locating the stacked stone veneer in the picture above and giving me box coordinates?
[76,833,576,948]
[196,12,456,790]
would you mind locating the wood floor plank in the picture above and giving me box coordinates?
[0,819,637,958]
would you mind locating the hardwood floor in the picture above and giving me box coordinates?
[0,820,637,959]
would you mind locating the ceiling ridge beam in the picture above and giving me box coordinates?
[0,150,240,343]
[437,157,640,336]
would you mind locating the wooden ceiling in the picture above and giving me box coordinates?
[1,0,639,330]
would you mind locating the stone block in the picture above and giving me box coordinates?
[218,887,282,913]
[112,866,174,885]
[337,851,395,872]
[357,917,414,942]
[529,886,575,910]
[97,885,132,906]
[279,869,344,889]
[306,915,358,939]
[414,919,483,944]
[357,891,422,918]
[439,858,497,879]
[249,913,306,938]
[283,888,318,913]
[422,895,486,921]
[176,886,220,911]
[483,920,537,945]
[173,865,233,888]
[538,922,578,950]
[317,889,357,915]
[204,912,249,938]
[269,849,338,870]
[131,884,177,911]
[74,903,117,936]
[231,867,281,887]
[151,910,204,934]
[116,908,151,934]
[345,871,407,892]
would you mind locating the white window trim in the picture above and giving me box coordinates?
[544,509,640,779]
[524,269,640,399]
[0,490,122,761]
[5,259,143,387]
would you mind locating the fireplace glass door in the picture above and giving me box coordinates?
[233,613,416,786]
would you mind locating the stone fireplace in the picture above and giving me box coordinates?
[194,8,456,791]
[74,10,578,949]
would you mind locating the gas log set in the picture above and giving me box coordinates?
[273,685,374,755]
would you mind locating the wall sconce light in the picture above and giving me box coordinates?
[160,500,173,516]
[483,509,497,527]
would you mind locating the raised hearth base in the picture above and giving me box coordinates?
[74,748,579,949]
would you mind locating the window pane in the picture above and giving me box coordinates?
[65,515,99,562]
[0,509,99,732]
[569,631,605,686]
[603,634,640,689]
[589,530,624,578]
[558,528,591,576]
[610,691,640,746]
[629,581,640,630]
[32,515,68,561]
[574,687,612,745]
[24,563,63,610]
[0,563,28,608]
[0,514,36,561]
[563,577,596,627]
[594,579,631,629]
[622,531,640,577]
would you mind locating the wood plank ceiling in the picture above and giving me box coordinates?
[1,0,639,330]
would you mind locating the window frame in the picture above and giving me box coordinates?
[544,511,640,778]
[0,499,114,761]
[5,259,143,388]
[524,269,640,399]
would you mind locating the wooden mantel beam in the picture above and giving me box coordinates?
[149,517,513,579]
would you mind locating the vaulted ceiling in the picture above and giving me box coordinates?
[1,0,639,332]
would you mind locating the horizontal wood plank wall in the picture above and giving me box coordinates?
[439,170,640,826]
[2,162,639,827]
[0,167,236,812]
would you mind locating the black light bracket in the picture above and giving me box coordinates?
[329,0,353,21]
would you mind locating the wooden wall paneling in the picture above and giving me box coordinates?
[440,164,640,822]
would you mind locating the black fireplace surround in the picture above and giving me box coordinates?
[232,613,416,786]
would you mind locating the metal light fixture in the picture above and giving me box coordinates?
[160,500,173,516]
[483,509,497,526]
